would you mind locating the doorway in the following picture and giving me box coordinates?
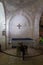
[39,13,43,46]
[39,13,43,37]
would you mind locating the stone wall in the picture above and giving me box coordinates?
[0,0,43,50]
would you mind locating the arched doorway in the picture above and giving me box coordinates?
[33,11,42,45]
[39,13,43,37]
[39,13,43,46]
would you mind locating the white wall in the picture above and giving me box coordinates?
[0,2,5,50]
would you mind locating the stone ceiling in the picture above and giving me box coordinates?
[0,0,43,7]
[5,0,37,6]
[3,0,42,11]
[0,0,43,18]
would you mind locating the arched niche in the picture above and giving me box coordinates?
[9,11,32,38]
[6,10,33,48]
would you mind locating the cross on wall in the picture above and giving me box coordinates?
[17,24,22,29]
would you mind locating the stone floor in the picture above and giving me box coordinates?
[0,48,43,65]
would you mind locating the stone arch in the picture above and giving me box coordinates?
[9,11,33,38]
[6,10,33,48]
[34,10,43,44]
